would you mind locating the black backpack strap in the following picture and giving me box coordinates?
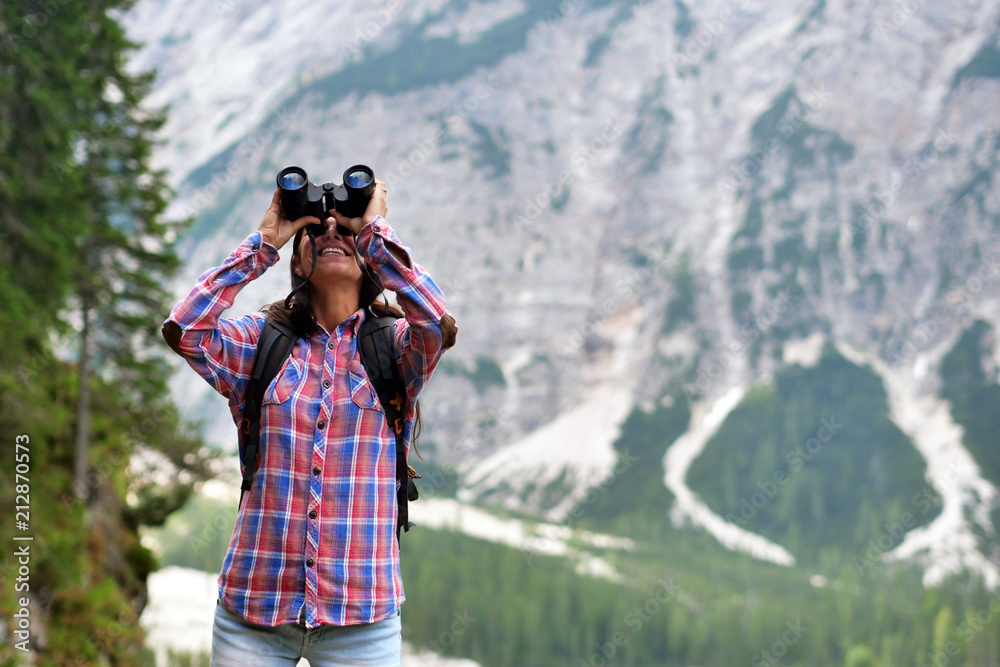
[358,309,415,542]
[239,317,297,511]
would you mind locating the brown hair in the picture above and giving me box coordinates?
[261,226,386,338]
[260,226,426,457]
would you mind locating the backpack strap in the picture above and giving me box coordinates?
[239,317,297,511]
[358,309,415,542]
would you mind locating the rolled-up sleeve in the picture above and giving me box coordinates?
[161,231,278,404]
[355,216,452,406]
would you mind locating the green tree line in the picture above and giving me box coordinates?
[400,525,1000,666]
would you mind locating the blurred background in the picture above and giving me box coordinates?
[2,0,1000,664]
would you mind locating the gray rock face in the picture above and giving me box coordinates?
[131,0,1000,571]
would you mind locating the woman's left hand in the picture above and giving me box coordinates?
[330,179,388,235]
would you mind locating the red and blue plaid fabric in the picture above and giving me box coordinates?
[164,217,449,628]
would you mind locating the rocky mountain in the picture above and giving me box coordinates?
[127,0,1000,587]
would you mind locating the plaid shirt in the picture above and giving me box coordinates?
[163,217,449,628]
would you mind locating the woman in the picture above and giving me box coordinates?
[161,179,457,666]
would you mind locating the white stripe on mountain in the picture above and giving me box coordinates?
[664,386,797,567]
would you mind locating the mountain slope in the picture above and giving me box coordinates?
[129,0,1000,584]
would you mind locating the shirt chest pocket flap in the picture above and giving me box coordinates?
[348,360,381,411]
[262,356,305,405]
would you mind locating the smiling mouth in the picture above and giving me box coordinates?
[319,248,349,256]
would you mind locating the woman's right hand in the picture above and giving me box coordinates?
[257,188,321,250]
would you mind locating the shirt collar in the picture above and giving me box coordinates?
[312,307,367,340]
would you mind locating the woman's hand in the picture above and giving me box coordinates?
[329,179,388,235]
[257,188,321,250]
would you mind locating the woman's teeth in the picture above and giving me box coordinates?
[320,248,347,256]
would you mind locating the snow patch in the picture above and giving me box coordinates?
[458,381,631,519]
[140,566,218,665]
[417,498,634,582]
[665,386,797,567]
[424,0,527,43]
[783,332,825,367]
[459,304,649,521]
[835,343,1000,590]
[403,647,481,667]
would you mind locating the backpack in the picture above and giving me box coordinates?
[237,308,419,541]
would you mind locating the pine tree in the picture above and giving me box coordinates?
[0,2,211,662]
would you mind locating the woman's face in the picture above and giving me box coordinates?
[292,223,363,288]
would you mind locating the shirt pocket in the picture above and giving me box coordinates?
[262,356,305,406]
[348,360,381,411]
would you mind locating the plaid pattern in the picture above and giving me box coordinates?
[164,217,449,628]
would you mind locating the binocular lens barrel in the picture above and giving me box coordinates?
[277,167,310,220]
[339,165,376,218]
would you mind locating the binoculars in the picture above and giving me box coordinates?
[276,165,375,229]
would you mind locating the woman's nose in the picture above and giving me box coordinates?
[317,220,339,237]
[323,221,353,239]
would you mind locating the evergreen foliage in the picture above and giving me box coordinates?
[573,395,690,541]
[687,350,939,564]
[468,122,512,179]
[939,319,1000,486]
[398,526,1000,666]
[0,2,210,662]
[954,42,1000,85]
[148,488,1000,666]
[662,258,697,333]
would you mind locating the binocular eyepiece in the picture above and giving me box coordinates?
[276,165,375,224]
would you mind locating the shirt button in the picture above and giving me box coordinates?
[251,243,260,252]
[309,510,317,519]
[328,340,335,350]
[317,420,325,430]
[323,379,331,389]
[313,466,321,476]
[306,558,314,568]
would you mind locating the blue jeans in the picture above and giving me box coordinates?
[210,601,402,666]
